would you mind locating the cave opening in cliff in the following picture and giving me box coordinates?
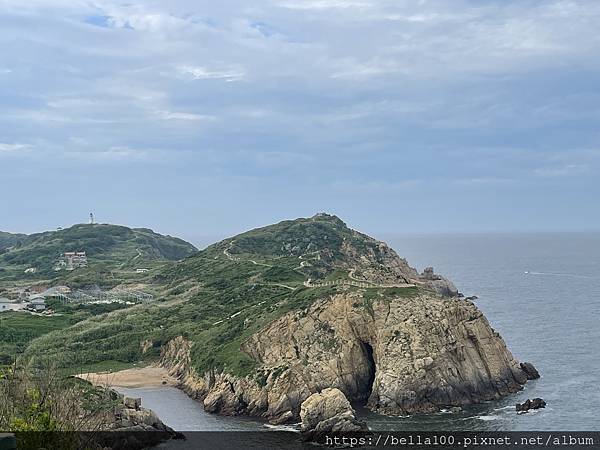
[359,341,376,405]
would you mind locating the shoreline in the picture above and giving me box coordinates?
[77,365,178,388]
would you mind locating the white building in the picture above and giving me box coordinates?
[27,297,46,312]
[55,251,88,271]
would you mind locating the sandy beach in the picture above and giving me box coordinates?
[78,366,177,388]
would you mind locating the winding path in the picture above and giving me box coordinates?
[223,243,415,304]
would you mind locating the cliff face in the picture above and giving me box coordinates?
[21,213,533,423]
[161,290,529,422]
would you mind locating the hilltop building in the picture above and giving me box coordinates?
[55,251,88,271]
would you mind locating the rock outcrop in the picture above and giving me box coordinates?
[114,396,176,433]
[419,267,459,297]
[516,398,546,413]
[161,290,534,422]
[520,362,541,380]
[300,388,368,438]
[98,394,183,450]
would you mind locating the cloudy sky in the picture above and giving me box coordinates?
[1,0,599,244]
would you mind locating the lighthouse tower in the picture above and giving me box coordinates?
[89,213,95,225]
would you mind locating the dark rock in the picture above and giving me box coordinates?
[465,295,478,301]
[516,398,546,413]
[520,362,540,380]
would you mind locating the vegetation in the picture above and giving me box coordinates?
[0,360,119,448]
[0,223,197,281]
[0,300,132,365]
[13,214,423,388]
[0,232,27,253]
[0,313,79,364]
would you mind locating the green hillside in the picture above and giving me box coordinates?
[24,214,423,376]
[0,231,27,253]
[0,223,197,280]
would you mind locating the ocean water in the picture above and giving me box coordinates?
[373,232,600,431]
[115,387,264,431]
[125,232,600,432]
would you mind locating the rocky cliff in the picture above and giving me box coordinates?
[26,214,535,424]
[161,289,533,422]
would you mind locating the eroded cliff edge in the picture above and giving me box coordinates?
[161,290,533,423]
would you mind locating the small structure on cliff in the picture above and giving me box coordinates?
[55,251,88,271]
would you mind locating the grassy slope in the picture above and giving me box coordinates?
[0,301,132,364]
[23,215,425,378]
[0,231,27,252]
[0,223,197,282]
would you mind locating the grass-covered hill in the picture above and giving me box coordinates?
[0,231,27,253]
[24,214,424,375]
[168,212,419,285]
[0,223,197,280]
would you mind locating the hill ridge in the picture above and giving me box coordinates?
[0,222,197,280]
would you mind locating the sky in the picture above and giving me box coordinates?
[1,0,599,245]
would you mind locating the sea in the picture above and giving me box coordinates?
[119,232,600,435]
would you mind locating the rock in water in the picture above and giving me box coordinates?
[520,362,541,380]
[516,398,546,413]
[300,388,368,439]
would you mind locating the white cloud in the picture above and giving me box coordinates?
[66,146,150,161]
[453,177,516,186]
[155,110,217,121]
[534,164,589,178]
[330,58,405,79]
[0,143,32,153]
[177,65,245,81]
[277,0,373,10]
[1,0,600,187]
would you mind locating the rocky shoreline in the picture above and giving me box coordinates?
[159,292,539,426]
[100,389,183,449]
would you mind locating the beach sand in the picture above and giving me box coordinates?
[78,366,177,388]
